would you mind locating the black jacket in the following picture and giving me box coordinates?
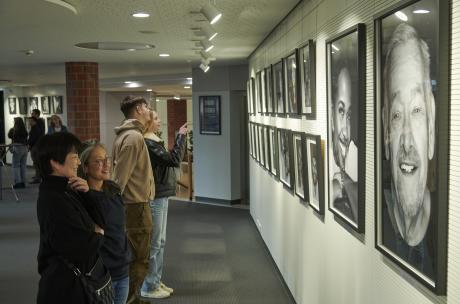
[28,121,45,148]
[145,133,186,198]
[36,175,105,304]
[8,127,28,144]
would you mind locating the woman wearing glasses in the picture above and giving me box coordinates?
[79,143,131,304]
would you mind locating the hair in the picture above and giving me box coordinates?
[32,109,41,117]
[120,96,148,118]
[77,141,105,180]
[13,117,27,134]
[36,132,81,177]
[50,114,63,128]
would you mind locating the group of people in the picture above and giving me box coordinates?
[8,109,67,188]
[36,95,188,304]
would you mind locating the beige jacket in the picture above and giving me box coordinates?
[112,119,154,204]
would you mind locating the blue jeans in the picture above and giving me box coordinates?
[141,197,169,292]
[12,145,28,184]
[112,276,129,304]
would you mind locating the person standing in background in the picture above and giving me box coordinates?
[47,115,68,134]
[28,114,45,184]
[8,117,28,189]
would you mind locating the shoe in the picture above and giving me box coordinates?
[140,287,170,299]
[13,183,25,189]
[160,282,174,294]
[29,179,41,184]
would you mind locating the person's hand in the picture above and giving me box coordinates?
[68,176,89,193]
[94,224,104,235]
[179,123,188,135]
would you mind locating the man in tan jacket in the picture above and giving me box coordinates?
[112,96,154,304]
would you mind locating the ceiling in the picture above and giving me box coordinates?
[0,0,300,97]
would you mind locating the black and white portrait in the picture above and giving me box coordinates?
[307,135,323,213]
[376,0,449,292]
[248,122,253,157]
[29,97,39,113]
[293,133,306,199]
[300,41,316,118]
[18,97,27,115]
[260,70,266,114]
[247,81,253,115]
[259,125,265,166]
[278,129,292,188]
[52,96,63,114]
[264,127,270,171]
[41,96,51,114]
[269,127,278,176]
[327,24,365,231]
[273,61,284,114]
[8,97,17,114]
[284,51,298,114]
[265,66,273,114]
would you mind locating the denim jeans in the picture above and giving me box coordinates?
[112,276,129,304]
[141,197,169,292]
[12,145,28,184]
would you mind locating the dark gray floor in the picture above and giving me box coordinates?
[0,166,293,304]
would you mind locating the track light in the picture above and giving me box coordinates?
[200,63,210,73]
[201,26,218,41]
[200,3,222,25]
[200,40,214,52]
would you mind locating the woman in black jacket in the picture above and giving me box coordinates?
[140,110,187,299]
[8,117,28,188]
[36,132,107,304]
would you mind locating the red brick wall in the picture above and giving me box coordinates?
[167,99,187,150]
[65,62,100,141]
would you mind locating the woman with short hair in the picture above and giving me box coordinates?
[47,114,68,134]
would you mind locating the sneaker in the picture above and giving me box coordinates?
[140,287,170,299]
[160,282,174,294]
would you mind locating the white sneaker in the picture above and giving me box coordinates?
[140,287,170,299]
[160,282,174,294]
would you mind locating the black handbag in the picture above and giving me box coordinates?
[59,256,114,304]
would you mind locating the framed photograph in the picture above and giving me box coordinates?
[18,97,28,115]
[306,134,324,214]
[256,71,263,114]
[326,23,366,233]
[46,117,52,133]
[268,126,279,177]
[265,65,274,114]
[293,132,307,200]
[252,123,257,160]
[8,97,17,114]
[248,122,253,157]
[277,128,294,189]
[52,96,63,114]
[41,96,51,114]
[247,80,253,115]
[284,50,300,115]
[374,0,449,294]
[299,40,316,119]
[260,69,266,114]
[199,95,221,135]
[258,124,265,166]
[29,97,39,114]
[264,126,271,171]
[254,124,260,162]
[273,60,284,115]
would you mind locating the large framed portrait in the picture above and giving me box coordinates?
[264,126,271,171]
[255,71,262,114]
[374,0,449,294]
[268,126,279,177]
[18,97,27,115]
[284,50,300,115]
[277,128,294,189]
[8,97,17,114]
[293,132,307,200]
[260,69,266,114]
[265,65,274,114]
[199,95,221,135]
[326,23,366,233]
[258,124,265,167]
[41,96,51,114]
[273,60,284,115]
[29,97,39,114]
[299,40,316,119]
[306,134,324,214]
[52,96,63,114]
[254,124,260,162]
[252,123,257,160]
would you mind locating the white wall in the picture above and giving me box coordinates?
[249,0,460,303]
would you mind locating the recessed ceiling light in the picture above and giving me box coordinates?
[124,81,134,84]
[159,53,170,57]
[127,49,136,51]
[132,12,150,18]
[156,99,160,102]
[413,9,430,14]
[184,86,191,89]
[395,11,408,21]
[146,89,152,92]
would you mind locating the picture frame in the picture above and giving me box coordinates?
[268,126,279,177]
[326,23,366,233]
[277,128,294,189]
[52,96,63,114]
[299,40,316,119]
[258,124,265,167]
[247,80,253,115]
[374,0,449,294]
[264,126,271,171]
[248,122,253,157]
[41,96,51,114]
[199,95,221,135]
[260,69,266,114]
[8,97,17,114]
[28,97,39,114]
[265,65,274,114]
[252,123,257,160]
[250,77,256,115]
[293,132,308,200]
[273,60,284,115]
[284,49,300,115]
[254,124,260,162]
[18,97,28,115]
[306,134,324,214]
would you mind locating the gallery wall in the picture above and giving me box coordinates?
[248,0,460,303]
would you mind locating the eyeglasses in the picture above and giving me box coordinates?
[91,157,112,167]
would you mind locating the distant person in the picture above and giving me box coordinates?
[8,117,28,189]
[28,114,45,184]
[112,96,154,304]
[47,115,68,134]
[141,111,187,299]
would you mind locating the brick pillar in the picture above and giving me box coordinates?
[167,99,187,150]
[65,62,100,141]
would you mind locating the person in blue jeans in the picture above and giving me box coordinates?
[141,110,187,299]
[8,117,28,189]
[79,143,131,304]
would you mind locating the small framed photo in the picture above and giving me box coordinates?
[268,126,279,177]
[52,96,63,114]
[199,96,221,135]
[264,126,271,171]
[8,97,17,114]
[258,124,265,167]
[284,50,300,115]
[41,96,51,114]
[273,60,284,115]
[299,40,316,119]
[277,128,294,189]
[254,124,260,162]
[306,134,324,214]
[18,97,28,115]
[265,65,274,114]
[252,123,257,160]
[293,132,307,200]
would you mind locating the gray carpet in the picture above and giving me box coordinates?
[0,166,293,304]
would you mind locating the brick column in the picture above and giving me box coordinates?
[167,99,187,150]
[65,62,100,141]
